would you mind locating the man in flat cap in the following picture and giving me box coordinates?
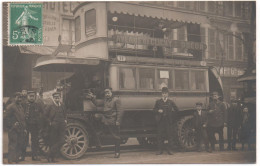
[95,88,123,158]
[207,91,227,152]
[4,92,27,164]
[24,91,43,161]
[192,102,210,152]
[44,92,67,162]
[153,87,179,155]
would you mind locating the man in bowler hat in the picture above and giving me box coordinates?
[153,87,179,155]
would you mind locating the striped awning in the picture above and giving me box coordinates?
[107,2,209,25]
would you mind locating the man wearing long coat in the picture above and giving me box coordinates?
[4,92,27,164]
[207,91,227,151]
[44,92,67,162]
[153,87,179,155]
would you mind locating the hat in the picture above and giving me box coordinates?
[162,87,169,93]
[196,102,203,106]
[52,92,61,97]
[27,91,36,95]
[14,92,21,97]
[104,87,112,92]
[212,91,219,96]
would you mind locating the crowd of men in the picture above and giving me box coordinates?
[153,88,255,155]
[3,86,255,163]
[4,90,67,164]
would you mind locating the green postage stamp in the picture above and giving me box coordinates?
[9,3,43,45]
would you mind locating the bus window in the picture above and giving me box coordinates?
[175,69,189,90]
[190,70,206,91]
[157,69,172,90]
[139,68,155,90]
[119,68,136,89]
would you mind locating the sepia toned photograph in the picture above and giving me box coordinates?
[2,1,256,164]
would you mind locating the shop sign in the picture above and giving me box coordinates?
[112,35,207,51]
[43,2,80,15]
[219,67,245,77]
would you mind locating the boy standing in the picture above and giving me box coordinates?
[192,102,211,152]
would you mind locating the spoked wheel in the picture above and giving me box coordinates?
[177,115,197,151]
[60,123,89,160]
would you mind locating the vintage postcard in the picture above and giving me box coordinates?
[2,1,256,164]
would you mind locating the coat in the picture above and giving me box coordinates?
[24,101,44,125]
[153,98,179,123]
[227,103,242,128]
[193,110,208,129]
[4,102,26,132]
[207,100,227,127]
[102,96,123,126]
[44,100,67,125]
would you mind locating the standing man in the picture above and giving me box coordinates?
[207,91,227,151]
[153,87,179,155]
[192,102,210,152]
[95,88,123,158]
[4,92,27,164]
[24,91,43,160]
[21,89,28,109]
[227,99,242,151]
[45,92,67,162]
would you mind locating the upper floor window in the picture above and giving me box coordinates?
[228,35,234,60]
[177,2,185,8]
[199,1,206,11]
[208,1,216,13]
[139,68,155,89]
[208,29,216,59]
[119,68,136,89]
[157,69,173,90]
[177,26,187,53]
[175,69,189,90]
[235,2,242,17]
[190,70,206,91]
[85,9,96,37]
[75,16,81,42]
[235,33,243,61]
[224,1,233,16]
[62,19,75,45]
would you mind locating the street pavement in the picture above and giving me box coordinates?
[2,136,256,164]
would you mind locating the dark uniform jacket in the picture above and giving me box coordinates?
[207,100,227,127]
[193,110,208,129]
[24,101,43,125]
[45,101,67,125]
[4,102,26,132]
[153,98,179,123]
[102,96,123,126]
[227,103,242,128]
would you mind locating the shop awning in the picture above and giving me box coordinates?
[107,2,209,25]
[237,67,256,82]
[34,56,100,72]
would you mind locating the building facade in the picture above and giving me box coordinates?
[3,1,254,102]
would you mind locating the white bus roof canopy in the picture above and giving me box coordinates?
[34,56,100,72]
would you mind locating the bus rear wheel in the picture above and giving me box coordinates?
[176,115,197,151]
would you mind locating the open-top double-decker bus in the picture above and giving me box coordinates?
[34,2,224,159]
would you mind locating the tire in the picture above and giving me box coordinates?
[60,122,89,160]
[176,115,197,151]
